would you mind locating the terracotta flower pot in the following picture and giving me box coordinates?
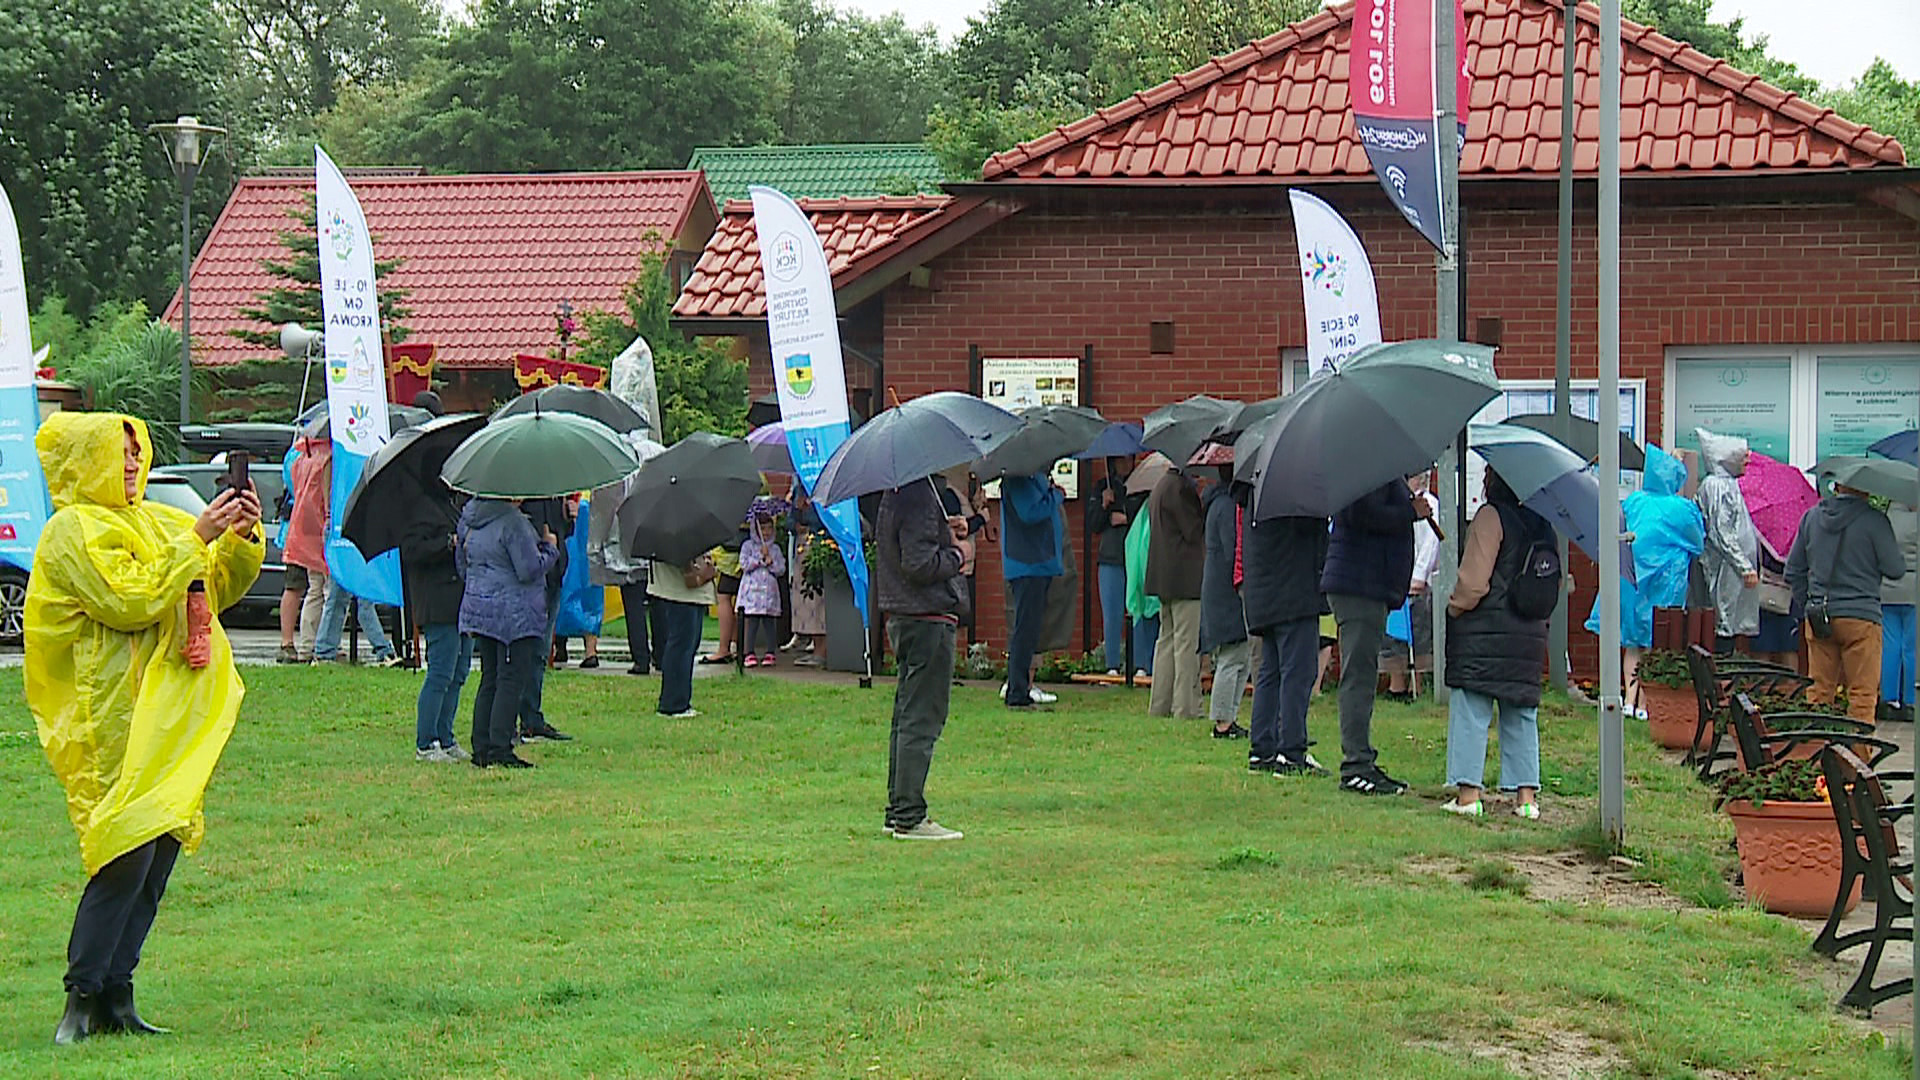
[1725,799,1860,917]
[1640,684,1706,751]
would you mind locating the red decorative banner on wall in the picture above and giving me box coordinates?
[514,353,608,390]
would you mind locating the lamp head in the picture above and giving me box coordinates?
[279,323,322,359]
[147,115,227,176]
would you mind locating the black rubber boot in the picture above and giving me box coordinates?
[100,984,170,1035]
[53,989,98,1045]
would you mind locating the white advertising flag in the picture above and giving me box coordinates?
[0,182,51,569]
[1289,189,1383,376]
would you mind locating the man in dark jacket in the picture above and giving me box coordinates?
[1146,468,1206,718]
[1089,456,1148,675]
[1000,472,1064,709]
[1320,480,1431,794]
[1199,470,1248,738]
[398,447,471,763]
[877,479,973,840]
[1787,481,1905,723]
[1241,503,1330,775]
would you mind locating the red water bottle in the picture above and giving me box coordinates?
[183,581,212,670]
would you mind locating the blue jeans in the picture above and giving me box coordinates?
[1134,613,1159,674]
[1250,618,1318,762]
[1005,575,1050,707]
[655,598,704,715]
[518,585,561,732]
[1882,603,1916,706]
[314,585,393,661]
[1098,563,1127,670]
[416,623,472,751]
[1446,687,1541,791]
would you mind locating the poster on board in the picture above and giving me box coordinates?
[980,356,1080,498]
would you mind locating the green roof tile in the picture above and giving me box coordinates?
[687,144,947,203]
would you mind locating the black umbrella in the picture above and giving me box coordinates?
[298,401,433,440]
[494,384,650,435]
[1502,414,1647,471]
[618,432,761,565]
[1143,395,1242,470]
[340,413,488,557]
[746,393,783,429]
[977,404,1107,479]
[809,392,1022,505]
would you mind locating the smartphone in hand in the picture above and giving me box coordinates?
[225,450,252,496]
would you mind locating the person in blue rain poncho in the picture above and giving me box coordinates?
[1587,444,1704,718]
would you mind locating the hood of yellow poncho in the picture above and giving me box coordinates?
[36,411,151,511]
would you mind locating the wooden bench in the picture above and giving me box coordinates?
[1815,745,1913,1015]
[1727,693,1898,773]
[1686,645,1813,780]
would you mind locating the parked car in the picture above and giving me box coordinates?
[152,459,287,627]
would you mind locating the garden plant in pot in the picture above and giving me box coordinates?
[1728,691,1881,771]
[1636,648,1700,749]
[1718,757,1858,917]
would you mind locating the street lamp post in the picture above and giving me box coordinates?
[148,116,226,427]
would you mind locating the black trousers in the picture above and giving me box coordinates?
[67,834,181,994]
[619,584,653,674]
[886,616,957,830]
[473,635,541,763]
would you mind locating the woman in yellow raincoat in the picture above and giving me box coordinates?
[25,413,262,1044]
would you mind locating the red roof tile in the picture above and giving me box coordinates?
[981,0,1906,182]
[671,195,956,320]
[166,171,714,368]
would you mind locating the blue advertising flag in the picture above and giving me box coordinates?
[0,182,52,571]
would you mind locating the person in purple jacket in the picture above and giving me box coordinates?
[457,497,559,769]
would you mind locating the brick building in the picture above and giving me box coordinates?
[674,0,1920,665]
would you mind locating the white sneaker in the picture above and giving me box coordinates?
[998,683,1007,699]
[1105,669,1121,678]
[1134,669,1149,679]
[1512,802,1541,821]
[1030,688,1058,704]
[660,708,701,719]
[1442,799,1485,817]
[443,743,471,762]
[415,745,451,763]
[892,820,964,841]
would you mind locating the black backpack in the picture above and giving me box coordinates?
[1495,503,1561,621]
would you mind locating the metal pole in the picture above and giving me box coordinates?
[1549,2,1576,692]
[1597,0,1626,846]
[178,167,197,428]
[1430,0,1463,694]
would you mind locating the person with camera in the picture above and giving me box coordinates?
[1787,477,1904,724]
[27,414,263,1043]
[650,550,718,718]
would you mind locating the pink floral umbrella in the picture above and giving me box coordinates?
[1738,451,1818,561]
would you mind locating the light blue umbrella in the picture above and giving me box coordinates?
[1071,421,1147,460]
[1468,423,1633,577]
[810,392,1022,505]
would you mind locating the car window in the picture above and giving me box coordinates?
[144,478,209,517]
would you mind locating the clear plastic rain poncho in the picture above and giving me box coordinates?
[1587,444,1704,647]
[25,413,263,875]
[1695,427,1761,638]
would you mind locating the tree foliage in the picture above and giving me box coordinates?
[572,253,748,443]
[220,0,444,139]
[60,318,204,465]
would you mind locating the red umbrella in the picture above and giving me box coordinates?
[1738,452,1817,561]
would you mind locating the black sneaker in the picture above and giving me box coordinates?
[1212,722,1248,739]
[1247,756,1278,774]
[522,727,574,743]
[1274,752,1328,777]
[1339,767,1409,796]
[495,753,536,769]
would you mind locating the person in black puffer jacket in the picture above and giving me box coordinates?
[399,446,472,763]
[1443,467,1554,820]
[1320,479,1429,794]
[1239,483,1330,776]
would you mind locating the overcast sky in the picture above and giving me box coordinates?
[843,0,1918,87]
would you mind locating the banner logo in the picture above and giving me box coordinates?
[1303,248,1350,297]
[324,209,355,264]
[768,233,803,282]
[784,352,815,398]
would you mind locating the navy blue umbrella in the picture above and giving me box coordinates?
[1868,429,1918,464]
[1072,421,1148,460]
[810,392,1021,505]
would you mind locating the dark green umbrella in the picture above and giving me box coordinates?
[1142,395,1242,470]
[1502,413,1646,471]
[341,413,487,557]
[618,432,761,565]
[1244,339,1501,519]
[1813,455,1920,503]
[440,411,638,498]
[1212,396,1282,441]
[977,404,1108,478]
[494,384,651,435]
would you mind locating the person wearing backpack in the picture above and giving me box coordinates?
[1443,467,1558,820]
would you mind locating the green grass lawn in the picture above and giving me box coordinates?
[0,666,1903,1078]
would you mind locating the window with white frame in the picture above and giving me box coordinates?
[1665,346,1920,469]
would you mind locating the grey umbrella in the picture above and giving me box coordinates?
[977,404,1108,479]
[1142,395,1242,470]
[617,432,762,565]
[1813,455,1920,503]
[809,392,1021,505]
[1502,413,1646,471]
[440,411,639,498]
[1244,339,1501,519]
[495,384,650,435]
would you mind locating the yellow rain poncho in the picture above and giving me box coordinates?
[25,414,263,876]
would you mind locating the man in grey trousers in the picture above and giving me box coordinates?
[877,479,973,840]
